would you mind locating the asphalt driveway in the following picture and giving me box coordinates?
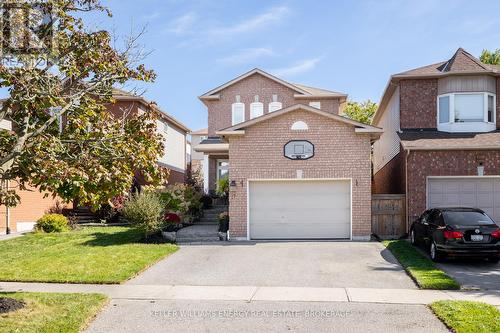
[129,242,416,289]
[435,260,500,290]
[413,243,500,290]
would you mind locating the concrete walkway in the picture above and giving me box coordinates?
[1,282,499,306]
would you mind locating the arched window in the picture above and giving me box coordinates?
[291,121,309,131]
[269,94,282,112]
[232,95,245,125]
[250,95,264,119]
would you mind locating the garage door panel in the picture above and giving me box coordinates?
[428,177,500,224]
[249,180,351,240]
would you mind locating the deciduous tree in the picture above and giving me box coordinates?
[0,0,164,209]
[343,100,378,125]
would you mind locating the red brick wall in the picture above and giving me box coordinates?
[1,183,71,233]
[373,150,406,194]
[400,79,438,129]
[205,73,341,136]
[228,109,373,239]
[167,169,185,185]
[407,150,500,221]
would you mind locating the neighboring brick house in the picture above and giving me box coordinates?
[111,90,191,185]
[0,91,190,234]
[196,69,382,240]
[373,48,500,229]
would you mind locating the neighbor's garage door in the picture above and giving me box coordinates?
[428,177,500,223]
[249,180,351,240]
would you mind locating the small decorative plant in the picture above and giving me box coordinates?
[35,214,69,233]
[216,176,229,204]
[218,212,229,233]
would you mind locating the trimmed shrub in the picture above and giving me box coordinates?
[35,214,69,233]
[122,192,165,238]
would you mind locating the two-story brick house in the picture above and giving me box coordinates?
[373,48,500,229]
[196,69,382,240]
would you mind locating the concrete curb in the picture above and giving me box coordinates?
[1,282,499,306]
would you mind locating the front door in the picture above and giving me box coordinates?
[217,159,229,181]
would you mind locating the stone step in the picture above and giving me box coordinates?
[199,217,218,222]
[195,222,218,226]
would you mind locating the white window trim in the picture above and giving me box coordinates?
[269,101,283,113]
[437,92,496,133]
[250,102,264,119]
[232,102,245,126]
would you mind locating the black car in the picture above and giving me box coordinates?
[410,208,500,262]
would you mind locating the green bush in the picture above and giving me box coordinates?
[35,214,69,233]
[122,191,165,238]
[216,176,229,198]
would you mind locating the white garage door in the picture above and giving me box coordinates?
[249,180,351,240]
[428,177,500,223]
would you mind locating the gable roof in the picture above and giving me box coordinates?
[373,48,500,125]
[112,89,190,133]
[199,68,347,101]
[216,104,382,137]
[395,48,499,77]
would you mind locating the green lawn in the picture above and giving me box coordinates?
[383,240,460,290]
[0,227,178,284]
[430,300,500,333]
[0,292,108,333]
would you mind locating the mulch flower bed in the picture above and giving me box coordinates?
[0,298,25,314]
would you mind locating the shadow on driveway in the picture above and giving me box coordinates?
[414,243,500,290]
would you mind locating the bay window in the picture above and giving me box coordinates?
[437,92,496,132]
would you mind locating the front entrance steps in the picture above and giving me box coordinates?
[195,205,227,225]
[176,205,228,243]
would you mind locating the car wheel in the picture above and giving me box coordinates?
[488,257,499,264]
[430,242,444,262]
[410,229,417,246]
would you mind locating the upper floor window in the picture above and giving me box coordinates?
[309,101,321,109]
[269,94,282,112]
[250,95,264,119]
[438,92,496,133]
[232,95,245,125]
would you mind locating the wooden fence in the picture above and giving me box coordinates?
[372,194,406,239]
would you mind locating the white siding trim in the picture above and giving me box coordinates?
[373,87,401,173]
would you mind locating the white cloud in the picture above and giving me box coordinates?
[271,57,322,77]
[166,12,197,35]
[217,48,275,65]
[207,6,290,37]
